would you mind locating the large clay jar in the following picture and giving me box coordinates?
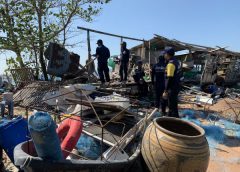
[141,117,209,172]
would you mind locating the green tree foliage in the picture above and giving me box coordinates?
[0,0,110,80]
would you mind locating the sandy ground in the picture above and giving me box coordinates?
[180,97,240,123]
[181,98,240,171]
[207,144,240,172]
[1,151,18,172]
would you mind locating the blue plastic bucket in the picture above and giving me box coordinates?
[0,116,30,162]
[28,112,63,160]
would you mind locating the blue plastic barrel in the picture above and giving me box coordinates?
[0,116,30,162]
[28,112,63,160]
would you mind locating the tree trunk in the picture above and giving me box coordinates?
[4,0,25,68]
[15,49,25,68]
[34,47,39,79]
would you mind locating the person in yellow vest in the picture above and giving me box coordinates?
[163,47,181,118]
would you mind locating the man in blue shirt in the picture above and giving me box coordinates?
[119,42,130,82]
[152,54,167,115]
[95,39,110,85]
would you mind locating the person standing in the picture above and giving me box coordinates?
[119,42,130,82]
[133,60,148,97]
[95,39,110,85]
[163,47,181,118]
[151,54,167,115]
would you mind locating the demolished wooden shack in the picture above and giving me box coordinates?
[130,34,240,85]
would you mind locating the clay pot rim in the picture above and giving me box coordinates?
[153,117,205,139]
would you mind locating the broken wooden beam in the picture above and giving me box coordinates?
[77,26,145,42]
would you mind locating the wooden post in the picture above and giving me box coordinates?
[120,37,123,62]
[120,37,123,56]
[149,40,151,72]
[87,30,91,61]
[141,42,144,61]
[87,30,94,81]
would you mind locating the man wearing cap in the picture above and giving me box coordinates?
[151,54,167,115]
[163,47,181,118]
[95,39,110,85]
[119,42,130,82]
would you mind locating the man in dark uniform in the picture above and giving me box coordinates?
[95,39,110,85]
[163,47,181,118]
[133,60,148,97]
[119,42,130,82]
[151,54,167,115]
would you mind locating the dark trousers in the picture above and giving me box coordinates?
[119,62,128,81]
[98,64,110,83]
[155,85,167,114]
[168,89,179,118]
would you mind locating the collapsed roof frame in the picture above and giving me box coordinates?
[77,26,154,73]
[153,34,240,56]
[77,26,146,61]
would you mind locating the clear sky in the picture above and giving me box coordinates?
[1,0,240,74]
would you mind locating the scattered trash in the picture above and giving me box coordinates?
[196,95,215,105]
[94,92,130,109]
